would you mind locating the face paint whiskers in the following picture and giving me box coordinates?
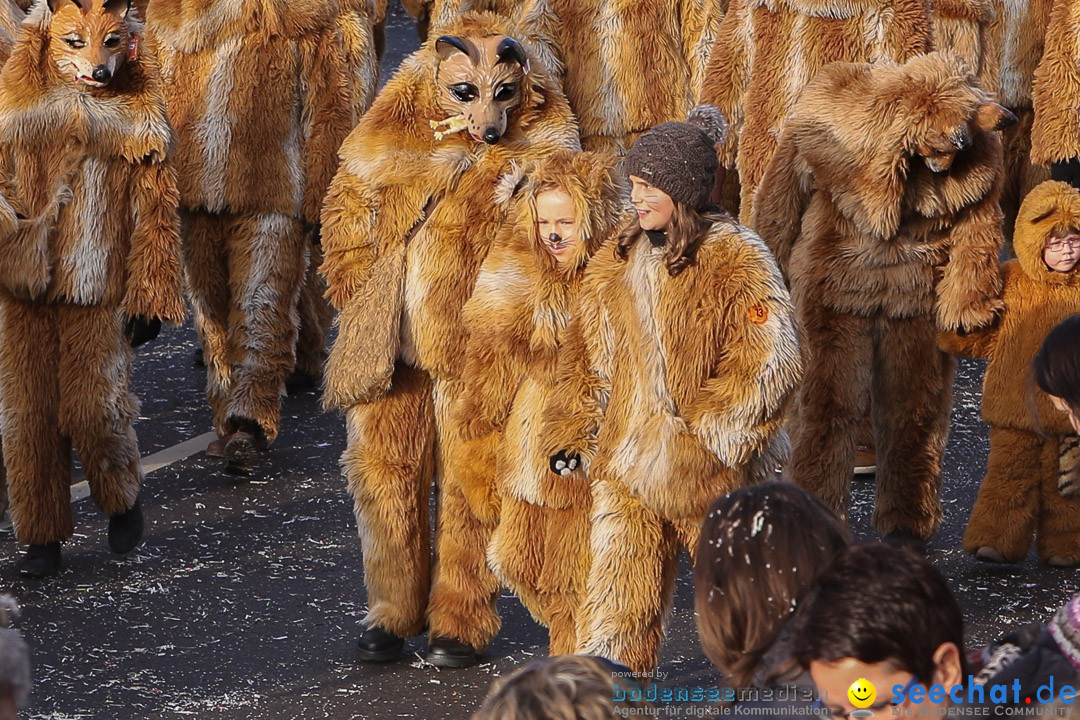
[545,231,568,251]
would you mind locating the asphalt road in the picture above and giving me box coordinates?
[7,6,1079,719]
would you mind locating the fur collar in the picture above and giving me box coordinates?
[147,0,338,54]
[0,2,170,161]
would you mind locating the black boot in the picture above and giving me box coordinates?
[285,368,322,396]
[426,637,478,668]
[223,418,268,476]
[18,542,61,577]
[108,498,144,554]
[357,626,405,663]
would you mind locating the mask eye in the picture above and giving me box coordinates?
[63,36,86,49]
[494,84,516,101]
[103,35,121,48]
[450,83,477,102]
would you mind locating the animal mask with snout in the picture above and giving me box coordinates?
[47,0,135,90]
[434,33,530,145]
[914,99,1016,174]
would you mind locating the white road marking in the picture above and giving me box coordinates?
[69,431,218,502]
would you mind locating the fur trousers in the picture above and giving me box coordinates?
[294,241,332,381]
[786,306,954,541]
[574,471,705,674]
[0,297,141,544]
[182,209,308,443]
[963,427,1080,562]
[342,362,501,649]
[489,496,591,655]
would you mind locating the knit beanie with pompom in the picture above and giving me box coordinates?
[624,104,727,211]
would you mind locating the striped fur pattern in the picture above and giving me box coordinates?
[1060,434,1080,497]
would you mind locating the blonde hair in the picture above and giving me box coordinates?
[471,655,653,720]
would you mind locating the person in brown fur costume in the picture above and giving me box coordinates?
[146,0,368,473]
[754,51,1014,550]
[1032,0,1080,190]
[942,181,1080,566]
[544,107,802,674]
[319,12,578,668]
[451,150,625,656]
[0,0,186,576]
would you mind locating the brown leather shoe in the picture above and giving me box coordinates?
[206,437,227,459]
[854,444,877,476]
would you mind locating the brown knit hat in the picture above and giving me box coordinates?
[625,105,727,210]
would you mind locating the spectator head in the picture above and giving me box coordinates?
[471,655,653,720]
[793,544,966,718]
[1035,314,1080,433]
[0,596,29,720]
[694,482,851,688]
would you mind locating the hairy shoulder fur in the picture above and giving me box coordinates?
[147,0,339,52]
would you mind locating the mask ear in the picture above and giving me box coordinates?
[974,102,1018,133]
[103,0,130,17]
[495,37,530,75]
[435,35,473,62]
[48,0,85,13]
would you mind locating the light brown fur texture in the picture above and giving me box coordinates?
[320,12,578,647]
[941,181,1080,563]
[0,0,183,544]
[753,52,1008,541]
[543,217,801,672]
[700,0,932,222]
[148,0,369,442]
[451,150,625,654]
[1031,0,1080,166]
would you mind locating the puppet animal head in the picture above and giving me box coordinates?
[47,0,134,90]
[433,32,530,145]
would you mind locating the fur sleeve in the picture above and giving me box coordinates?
[680,0,724,100]
[451,238,534,440]
[122,158,186,324]
[699,0,751,171]
[750,121,809,278]
[681,234,802,469]
[298,26,358,226]
[320,168,403,409]
[1032,0,1080,165]
[882,0,934,63]
[336,0,379,121]
[541,282,609,461]
[928,0,990,75]
[935,169,1006,332]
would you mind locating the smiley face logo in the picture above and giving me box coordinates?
[848,678,877,709]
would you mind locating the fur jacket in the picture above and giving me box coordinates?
[543,220,802,521]
[979,0,1052,111]
[319,12,579,410]
[940,181,1080,434]
[1031,0,1080,165]
[452,151,625,511]
[146,0,367,224]
[701,0,986,223]
[0,3,184,321]
[753,52,1007,332]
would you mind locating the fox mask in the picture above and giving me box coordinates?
[913,100,1016,174]
[432,33,529,145]
[47,0,135,89]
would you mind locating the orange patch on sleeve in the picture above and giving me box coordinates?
[748,304,769,324]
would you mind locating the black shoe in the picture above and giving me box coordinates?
[285,368,322,396]
[108,498,144,554]
[193,347,205,367]
[883,529,927,556]
[357,626,405,663]
[426,637,478,668]
[18,542,61,577]
[223,419,268,476]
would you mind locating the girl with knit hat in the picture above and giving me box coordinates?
[542,106,803,673]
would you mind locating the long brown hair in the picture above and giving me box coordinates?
[694,483,852,689]
[615,201,730,276]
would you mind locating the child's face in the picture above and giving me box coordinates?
[629,175,675,232]
[1044,232,1080,272]
[1051,394,1080,435]
[536,189,579,264]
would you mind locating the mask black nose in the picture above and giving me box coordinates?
[482,128,501,144]
[92,66,111,83]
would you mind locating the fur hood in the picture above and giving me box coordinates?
[1013,181,1080,288]
[787,52,1000,240]
[0,1,170,161]
[147,0,340,53]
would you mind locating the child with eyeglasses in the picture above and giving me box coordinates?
[939,181,1080,566]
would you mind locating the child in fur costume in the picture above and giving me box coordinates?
[544,106,801,673]
[319,12,578,668]
[451,149,625,656]
[146,0,367,472]
[941,181,1080,566]
[754,51,1013,549]
[0,0,185,576]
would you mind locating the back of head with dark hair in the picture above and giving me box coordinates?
[694,482,852,688]
[1034,314,1080,418]
[793,543,966,683]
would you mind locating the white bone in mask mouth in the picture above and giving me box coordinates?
[75,73,107,87]
[430,115,469,141]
